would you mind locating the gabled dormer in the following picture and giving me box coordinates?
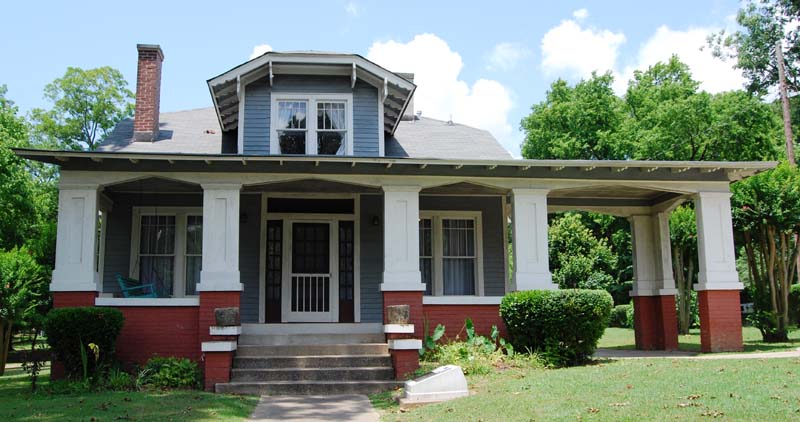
[207,52,416,157]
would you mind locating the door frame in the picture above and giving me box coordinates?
[258,193,361,323]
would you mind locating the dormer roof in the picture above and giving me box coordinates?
[207,51,416,135]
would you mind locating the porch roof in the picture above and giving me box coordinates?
[14,148,776,183]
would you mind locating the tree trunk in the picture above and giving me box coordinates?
[0,318,13,376]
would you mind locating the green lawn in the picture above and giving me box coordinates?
[376,357,800,421]
[0,366,258,421]
[598,326,800,352]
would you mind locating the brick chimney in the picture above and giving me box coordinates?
[133,44,164,142]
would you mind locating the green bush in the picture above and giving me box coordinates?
[500,289,613,367]
[143,357,201,389]
[626,304,635,329]
[790,284,800,327]
[106,367,133,391]
[44,307,124,379]
[609,304,633,328]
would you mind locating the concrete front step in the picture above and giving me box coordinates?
[233,354,392,369]
[235,343,389,357]
[238,333,385,346]
[216,380,403,395]
[230,366,395,382]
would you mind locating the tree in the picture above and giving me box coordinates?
[520,72,633,160]
[30,67,134,150]
[670,205,698,334]
[0,248,48,375]
[731,163,800,342]
[548,213,619,290]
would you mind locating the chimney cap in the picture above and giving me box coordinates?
[137,44,164,60]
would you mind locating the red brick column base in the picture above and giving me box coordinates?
[383,291,423,379]
[632,295,678,351]
[203,351,233,391]
[698,290,743,352]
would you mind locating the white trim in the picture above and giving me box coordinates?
[129,206,203,298]
[210,326,243,335]
[95,297,200,307]
[419,210,484,297]
[237,83,245,154]
[95,208,108,288]
[201,341,237,352]
[378,99,385,157]
[388,339,422,350]
[384,324,415,334]
[422,296,502,305]
[501,195,510,293]
[380,282,427,291]
[269,93,354,156]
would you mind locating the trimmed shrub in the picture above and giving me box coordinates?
[626,303,635,329]
[44,307,124,379]
[790,284,800,326]
[500,289,613,366]
[609,304,632,328]
[142,357,201,389]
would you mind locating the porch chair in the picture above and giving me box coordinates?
[115,273,158,298]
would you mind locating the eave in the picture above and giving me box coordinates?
[13,148,776,183]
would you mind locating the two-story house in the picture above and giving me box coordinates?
[16,44,773,394]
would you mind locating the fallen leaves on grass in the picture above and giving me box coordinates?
[609,402,629,407]
[700,410,725,417]
[587,407,600,414]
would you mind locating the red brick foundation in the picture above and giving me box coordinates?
[203,351,234,391]
[53,291,98,308]
[390,349,419,380]
[422,304,506,340]
[199,291,240,389]
[698,290,743,352]
[383,291,423,379]
[632,295,678,351]
[114,306,200,365]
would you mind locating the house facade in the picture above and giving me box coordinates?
[17,44,774,393]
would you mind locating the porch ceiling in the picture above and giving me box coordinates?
[548,185,684,208]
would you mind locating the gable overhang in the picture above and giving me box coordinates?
[206,52,416,135]
[13,148,776,184]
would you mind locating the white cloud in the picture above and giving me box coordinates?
[573,8,589,21]
[345,1,360,17]
[487,42,530,71]
[249,44,273,59]
[541,18,626,78]
[367,34,517,155]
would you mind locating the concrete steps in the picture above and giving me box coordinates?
[215,327,400,395]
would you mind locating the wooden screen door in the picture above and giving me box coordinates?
[281,221,338,322]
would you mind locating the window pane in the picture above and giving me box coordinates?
[140,256,174,297]
[186,216,203,254]
[442,218,474,257]
[279,131,306,154]
[317,132,344,155]
[278,101,307,129]
[420,257,433,295]
[317,102,345,130]
[443,258,475,295]
[185,256,201,296]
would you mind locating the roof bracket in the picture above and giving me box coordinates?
[236,75,242,100]
[382,77,388,102]
[351,63,357,88]
[268,60,274,87]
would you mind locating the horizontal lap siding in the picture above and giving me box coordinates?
[419,195,507,297]
[239,194,261,323]
[353,82,379,156]
[360,194,383,322]
[243,80,270,155]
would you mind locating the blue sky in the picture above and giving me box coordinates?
[1,0,744,155]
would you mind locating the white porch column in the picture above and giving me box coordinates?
[51,184,102,292]
[198,183,242,292]
[381,186,425,291]
[694,192,743,291]
[629,212,676,296]
[511,188,557,290]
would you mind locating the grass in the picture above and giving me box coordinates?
[375,357,800,421]
[0,366,259,421]
[599,326,800,353]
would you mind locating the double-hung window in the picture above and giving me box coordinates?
[272,94,353,156]
[130,208,203,298]
[419,212,484,296]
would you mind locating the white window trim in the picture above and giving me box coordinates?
[419,210,484,297]
[129,206,203,298]
[269,93,354,156]
[94,209,108,287]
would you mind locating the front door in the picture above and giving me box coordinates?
[281,221,338,322]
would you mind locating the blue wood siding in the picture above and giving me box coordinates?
[359,194,384,322]
[239,194,261,323]
[242,76,380,156]
[420,195,507,297]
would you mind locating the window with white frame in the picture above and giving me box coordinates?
[419,212,483,296]
[130,208,202,298]
[271,94,353,156]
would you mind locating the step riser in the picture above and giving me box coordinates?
[231,368,394,382]
[238,334,385,346]
[216,382,401,395]
[236,344,389,357]
[234,355,392,369]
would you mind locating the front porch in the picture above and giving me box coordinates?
[30,150,770,390]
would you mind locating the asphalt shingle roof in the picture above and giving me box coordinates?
[98,107,513,160]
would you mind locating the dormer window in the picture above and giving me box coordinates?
[271,93,353,156]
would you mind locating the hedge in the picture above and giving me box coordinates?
[500,289,613,366]
[44,307,124,379]
[609,304,633,328]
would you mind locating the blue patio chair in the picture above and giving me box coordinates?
[115,273,158,298]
